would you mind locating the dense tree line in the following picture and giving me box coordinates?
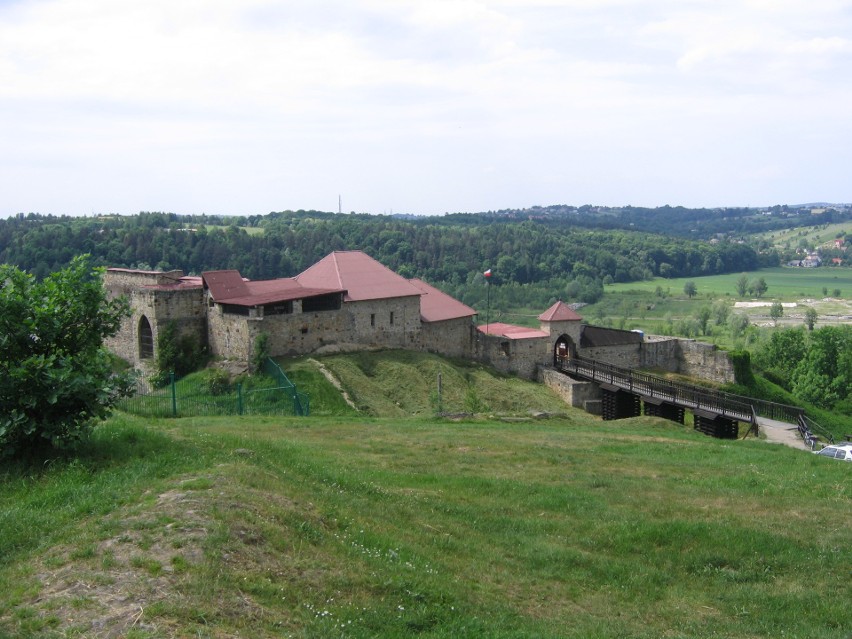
[753,326,852,415]
[1,211,761,305]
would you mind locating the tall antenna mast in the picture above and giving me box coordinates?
[338,195,342,214]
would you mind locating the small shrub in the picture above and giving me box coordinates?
[203,368,231,396]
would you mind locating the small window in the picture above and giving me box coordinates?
[370,314,376,327]
[138,315,154,359]
[389,312,394,325]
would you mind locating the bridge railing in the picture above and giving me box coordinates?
[559,356,804,424]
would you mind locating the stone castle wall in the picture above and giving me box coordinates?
[346,297,422,350]
[476,333,550,379]
[420,317,476,359]
[104,277,205,368]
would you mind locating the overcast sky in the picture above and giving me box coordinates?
[1,0,851,217]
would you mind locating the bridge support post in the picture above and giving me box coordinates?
[694,410,739,439]
[643,397,685,424]
[601,384,641,421]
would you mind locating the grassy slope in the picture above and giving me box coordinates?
[1,356,850,638]
[280,350,571,418]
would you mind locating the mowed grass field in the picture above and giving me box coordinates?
[1,408,849,635]
[605,267,852,300]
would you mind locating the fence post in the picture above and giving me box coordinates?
[170,372,177,417]
[237,383,243,415]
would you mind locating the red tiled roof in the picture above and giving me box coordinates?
[202,270,250,300]
[539,300,583,322]
[203,270,343,307]
[477,322,549,340]
[409,279,476,322]
[296,251,422,302]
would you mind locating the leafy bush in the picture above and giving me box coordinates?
[203,368,232,396]
[154,321,207,386]
[0,256,131,456]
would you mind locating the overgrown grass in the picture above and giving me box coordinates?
[1,410,849,638]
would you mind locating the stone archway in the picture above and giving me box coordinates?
[138,315,154,360]
[553,334,577,366]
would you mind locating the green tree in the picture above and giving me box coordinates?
[696,306,712,335]
[683,281,697,298]
[769,301,784,326]
[791,326,852,409]
[803,307,818,331]
[711,300,729,326]
[0,256,131,457]
[754,327,807,385]
[750,277,768,298]
[735,275,749,298]
[729,313,750,340]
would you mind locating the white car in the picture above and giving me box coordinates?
[813,443,852,461]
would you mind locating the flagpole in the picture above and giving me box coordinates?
[483,268,492,333]
[486,277,490,334]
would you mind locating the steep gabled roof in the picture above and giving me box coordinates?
[296,251,422,302]
[539,300,583,322]
[409,279,476,323]
[478,322,549,340]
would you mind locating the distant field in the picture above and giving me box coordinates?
[202,224,265,235]
[605,267,852,299]
[754,221,851,250]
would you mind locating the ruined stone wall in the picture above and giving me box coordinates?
[105,286,205,368]
[539,367,602,408]
[104,269,185,296]
[640,338,681,373]
[579,343,643,369]
[640,337,734,383]
[420,317,476,359]
[677,340,735,384]
[476,334,549,379]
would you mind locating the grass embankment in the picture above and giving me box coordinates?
[0,359,849,638]
[281,350,570,418]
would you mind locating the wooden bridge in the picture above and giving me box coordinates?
[557,355,805,439]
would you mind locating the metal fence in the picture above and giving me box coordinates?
[117,358,309,418]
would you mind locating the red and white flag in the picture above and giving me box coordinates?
[483,268,492,278]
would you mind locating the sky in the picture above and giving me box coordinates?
[1,0,851,218]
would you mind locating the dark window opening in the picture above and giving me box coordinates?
[264,301,293,315]
[370,313,376,327]
[222,304,250,316]
[501,341,511,356]
[303,293,342,313]
[389,311,394,325]
[138,315,154,359]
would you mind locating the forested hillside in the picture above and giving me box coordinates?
[1,210,761,308]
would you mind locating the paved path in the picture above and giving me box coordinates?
[757,417,809,451]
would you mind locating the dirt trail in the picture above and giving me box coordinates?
[757,417,809,451]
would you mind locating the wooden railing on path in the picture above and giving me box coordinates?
[558,356,805,426]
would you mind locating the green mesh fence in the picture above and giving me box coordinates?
[117,359,309,418]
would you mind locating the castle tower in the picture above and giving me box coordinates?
[539,300,583,364]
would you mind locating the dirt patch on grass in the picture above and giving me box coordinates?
[17,476,220,638]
